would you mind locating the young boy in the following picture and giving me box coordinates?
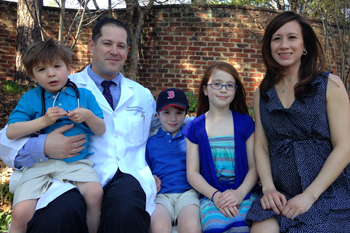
[146,88,201,233]
[6,38,105,233]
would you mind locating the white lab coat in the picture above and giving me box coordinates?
[0,66,157,215]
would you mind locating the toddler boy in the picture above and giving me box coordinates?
[6,38,105,233]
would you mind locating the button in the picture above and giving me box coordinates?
[167,133,169,135]
[59,103,62,106]
[52,96,55,99]
[169,140,171,143]
[113,114,116,118]
[107,178,111,183]
[116,157,120,161]
[40,159,43,161]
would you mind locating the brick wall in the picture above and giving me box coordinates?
[0,2,339,106]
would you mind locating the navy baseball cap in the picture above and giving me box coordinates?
[156,88,189,112]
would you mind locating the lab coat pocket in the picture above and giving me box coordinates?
[128,113,148,144]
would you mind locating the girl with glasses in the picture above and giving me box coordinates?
[183,61,260,233]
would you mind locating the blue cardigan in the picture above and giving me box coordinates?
[183,110,254,199]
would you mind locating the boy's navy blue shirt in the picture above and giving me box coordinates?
[146,126,192,194]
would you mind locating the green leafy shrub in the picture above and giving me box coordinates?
[0,182,13,232]
[185,91,198,114]
[0,211,11,232]
[2,80,29,95]
[248,106,254,120]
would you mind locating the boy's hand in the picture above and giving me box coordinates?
[45,107,67,126]
[153,175,161,193]
[67,108,92,123]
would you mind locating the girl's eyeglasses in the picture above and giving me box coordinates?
[207,82,238,91]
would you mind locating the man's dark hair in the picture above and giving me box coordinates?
[92,18,130,46]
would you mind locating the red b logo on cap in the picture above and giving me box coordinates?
[167,90,175,99]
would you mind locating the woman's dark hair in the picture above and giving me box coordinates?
[196,62,249,117]
[260,11,326,101]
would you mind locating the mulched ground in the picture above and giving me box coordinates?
[0,83,22,213]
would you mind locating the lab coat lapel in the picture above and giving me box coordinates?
[115,75,133,110]
[71,68,113,112]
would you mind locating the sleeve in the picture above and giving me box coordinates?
[8,92,36,124]
[145,145,152,170]
[182,120,198,144]
[244,114,255,140]
[0,125,29,169]
[15,134,48,168]
[82,89,104,119]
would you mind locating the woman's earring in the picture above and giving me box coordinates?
[303,50,307,55]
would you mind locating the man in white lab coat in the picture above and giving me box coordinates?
[0,18,158,233]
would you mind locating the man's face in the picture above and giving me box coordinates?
[88,24,129,80]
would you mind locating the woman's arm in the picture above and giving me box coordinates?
[253,89,287,214]
[282,74,350,219]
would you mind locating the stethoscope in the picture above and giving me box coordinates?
[33,79,80,136]
[41,78,80,116]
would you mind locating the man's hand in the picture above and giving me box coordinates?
[44,124,87,159]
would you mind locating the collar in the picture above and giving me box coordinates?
[156,126,184,139]
[40,84,77,100]
[264,71,330,112]
[87,64,121,87]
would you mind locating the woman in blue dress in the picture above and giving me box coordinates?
[246,11,350,232]
[184,62,259,233]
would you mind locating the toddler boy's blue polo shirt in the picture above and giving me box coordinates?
[8,85,104,163]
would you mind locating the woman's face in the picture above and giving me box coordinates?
[270,20,305,71]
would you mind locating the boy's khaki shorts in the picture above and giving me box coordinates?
[155,189,199,223]
[13,159,100,206]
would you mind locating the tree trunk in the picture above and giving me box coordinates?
[15,0,42,85]
[58,0,65,43]
[125,0,154,81]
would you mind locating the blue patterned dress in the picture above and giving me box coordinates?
[246,72,350,232]
[200,136,257,233]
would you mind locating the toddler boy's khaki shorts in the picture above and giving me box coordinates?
[13,159,100,206]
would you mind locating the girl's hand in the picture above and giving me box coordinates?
[219,206,239,218]
[67,108,92,123]
[213,191,239,218]
[281,192,316,220]
[260,188,287,215]
[45,107,67,126]
[217,189,244,209]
